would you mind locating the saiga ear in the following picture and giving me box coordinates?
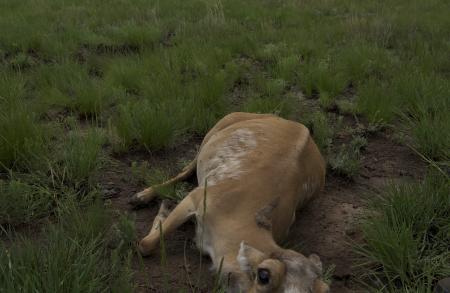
[237,241,267,273]
[308,253,323,273]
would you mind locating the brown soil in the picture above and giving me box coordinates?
[99,126,426,292]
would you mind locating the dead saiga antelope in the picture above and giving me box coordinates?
[129,112,329,293]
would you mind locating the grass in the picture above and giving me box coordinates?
[243,94,295,118]
[303,111,368,179]
[301,111,334,155]
[323,264,336,286]
[407,111,450,162]
[300,59,348,109]
[354,172,450,292]
[0,200,135,293]
[329,135,368,179]
[0,0,449,291]
[105,56,149,95]
[34,61,113,117]
[0,99,45,170]
[60,129,105,188]
[115,100,180,151]
[0,125,105,227]
[0,179,53,226]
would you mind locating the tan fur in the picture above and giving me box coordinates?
[132,112,328,292]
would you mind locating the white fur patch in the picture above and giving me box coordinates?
[302,183,309,192]
[195,216,216,263]
[284,286,300,293]
[198,128,257,186]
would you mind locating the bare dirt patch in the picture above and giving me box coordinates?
[291,133,426,292]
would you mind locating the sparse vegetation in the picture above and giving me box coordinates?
[302,111,335,155]
[0,179,52,226]
[243,94,296,118]
[115,100,179,151]
[0,0,448,291]
[0,200,135,293]
[329,135,368,179]
[355,172,450,292]
[61,129,105,187]
[0,98,46,170]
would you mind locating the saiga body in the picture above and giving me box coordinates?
[130,112,329,292]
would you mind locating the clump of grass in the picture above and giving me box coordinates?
[358,71,450,142]
[299,59,347,108]
[336,99,357,115]
[273,55,300,83]
[395,73,450,161]
[322,264,336,286]
[403,110,450,162]
[108,212,137,255]
[0,179,53,226]
[329,135,367,178]
[8,52,37,70]
[263,78,286,98]
[57,199,112,242]
[302,111,334,155]
[0,73,27,102]
[0,101,45,170]
[335,42,396,85]
[61,129,105,188]
[70,78,108,117]
[181,70,229,134]
[357,79,396,125]
[318,92,335,110]
[243,94,295,118]
[354,172,450,292]
[105,56,149,94]
[105,22,162,50]
[35,62,111,116]
[183,100,225,135]
[130,160,152,185]
[255,43,287,63]
[0,200,135,292]
[115,100,179,151]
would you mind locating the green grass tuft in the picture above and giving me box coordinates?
[329,135,367,178]
[0,101,45,170]
[34,61,112,116]
[299,59,347,107]
[61,129,105,187]
[354,172,450,292]
[0,201,134,293]
[0,180,53,226]
[302,111,334,155]
[115,100,179,151]
[243,94,295,118]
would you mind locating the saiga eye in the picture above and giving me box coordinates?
[257,268,270,285]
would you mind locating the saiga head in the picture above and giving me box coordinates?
[236,242,330,293]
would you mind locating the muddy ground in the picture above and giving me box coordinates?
[99,125,426,292]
